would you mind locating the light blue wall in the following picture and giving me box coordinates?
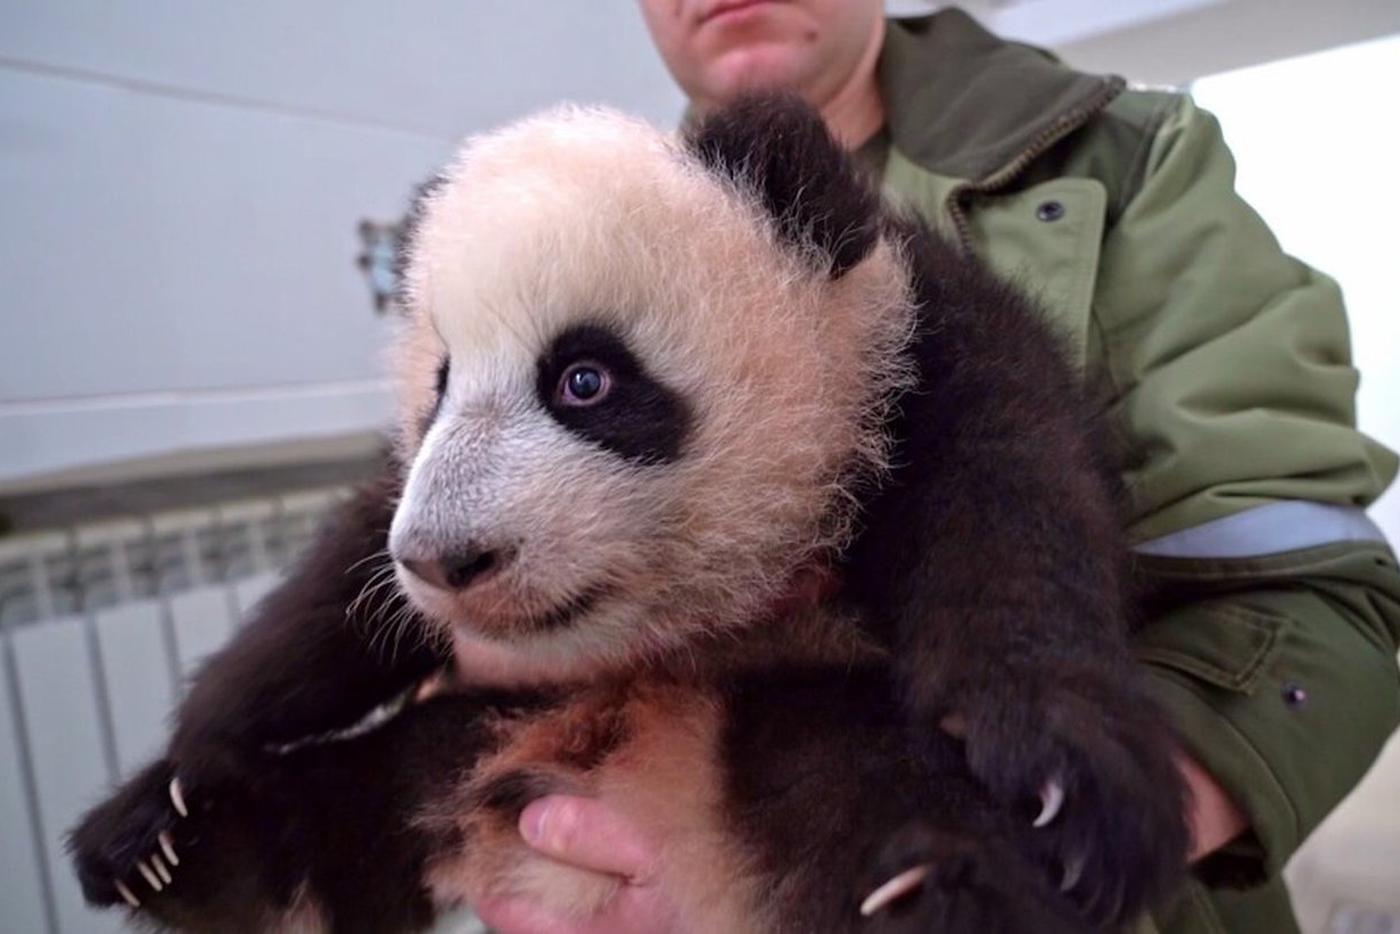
[0,1,685,488]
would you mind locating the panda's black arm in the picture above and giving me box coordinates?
[843,221,1187,926]
[169,462,451,777]
[70,463,454,919]
[849,222,1135,715]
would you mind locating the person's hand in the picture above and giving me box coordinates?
[1178,751,1248,862]
[473,796,681,934]
[476,757,1244,933]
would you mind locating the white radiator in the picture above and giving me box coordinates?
[0,488,347,933]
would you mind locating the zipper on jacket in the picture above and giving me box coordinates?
[945,77,1126,255]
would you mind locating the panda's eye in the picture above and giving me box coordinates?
[558,362,610,406]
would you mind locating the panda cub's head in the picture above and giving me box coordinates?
[388,95,914,677]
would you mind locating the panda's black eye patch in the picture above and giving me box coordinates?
[420,357,450,434]
[536,324,690,465]
[435,358,450,400]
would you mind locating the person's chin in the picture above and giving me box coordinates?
[704,44,812,100]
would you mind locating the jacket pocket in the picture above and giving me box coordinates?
[971,178,1108,370]
[1134,602,1286,695]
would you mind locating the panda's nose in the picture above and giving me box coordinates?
[400,546,507,592]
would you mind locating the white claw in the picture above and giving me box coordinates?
[169,777,188,818]
[1033,780,1065,828]
[151,853,172,885]
[859,864,931,917]
[114,880,141,908]
[136,860,163,892]
[1061,853,1087,893]
[159,831,179,866]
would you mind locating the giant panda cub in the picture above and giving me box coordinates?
[70,95,1188,933]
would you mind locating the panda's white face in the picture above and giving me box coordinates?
[387,106,912,677]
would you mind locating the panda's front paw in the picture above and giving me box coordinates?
[857,822,1087,934]
[68,759,204,911]
[951,675,1190,928]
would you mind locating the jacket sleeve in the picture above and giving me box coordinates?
[1092,94,1400,885]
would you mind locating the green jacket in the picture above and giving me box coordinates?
[871,10,1400,933]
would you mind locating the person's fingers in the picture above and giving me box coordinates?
[483,797,679,933]
[519,796,658,881]
[475,885,674,934]
[473,894,573,934]
[1177,751,1247,862]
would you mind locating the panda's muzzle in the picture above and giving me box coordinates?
[400,544,513,593]
[526,583,612,633]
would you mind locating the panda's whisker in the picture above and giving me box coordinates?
[376,599,427,666]
[364,598,409,653]
[377,608,402,664]
[391,606,418,658]
[347,563,402,629]
[347,563,396,615]
[360,579,412,659]
[345,547,393,576]
[370,599,413,661]
[362,565,403,609]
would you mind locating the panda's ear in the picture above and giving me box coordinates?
[685,92,882,279]
[391,174,447,311]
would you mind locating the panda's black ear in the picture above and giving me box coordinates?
[686,92,882,279]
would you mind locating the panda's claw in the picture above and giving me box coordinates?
[114,879,141,908]
[1060,852,1086,892]
[136,859,163,892]
[159,831,179,866]
[169,777,188,818]
[859,863,931,916]
[1033,779,1064,829]
[151,852,172,885]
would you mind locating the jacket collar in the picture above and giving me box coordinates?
[879,8,1124,183]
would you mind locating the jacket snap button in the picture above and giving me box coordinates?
[1282,683,1308,708]
[1036,200,1066,222]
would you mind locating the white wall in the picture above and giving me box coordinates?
[0,1,684,491]
[1035,0,1400,86]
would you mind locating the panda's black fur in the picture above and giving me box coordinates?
[70,95,1187,933]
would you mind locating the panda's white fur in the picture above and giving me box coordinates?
[389,105,915,684]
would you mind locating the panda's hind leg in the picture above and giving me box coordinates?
[721,664,1088,934]
[859,810,1088,934]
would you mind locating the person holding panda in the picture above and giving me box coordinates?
[475,3,1400,933]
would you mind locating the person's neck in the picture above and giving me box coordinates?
[815,19,886,150]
